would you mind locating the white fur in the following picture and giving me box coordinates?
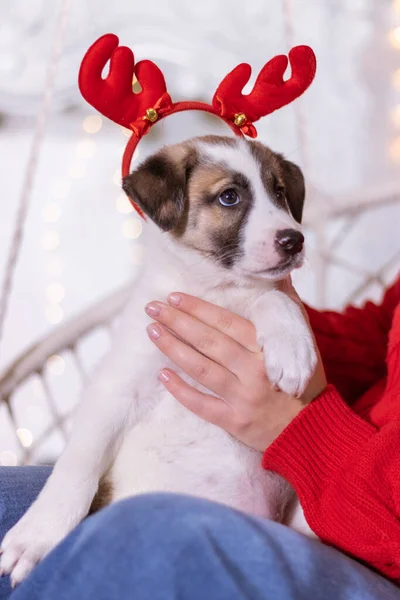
[0,140,316,586]
[200,139,298,275]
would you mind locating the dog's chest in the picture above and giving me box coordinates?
[109,388,280,518]
[106,264,281,516]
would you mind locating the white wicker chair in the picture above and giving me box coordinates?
[1,1,399,467]
[1,175,400,466]
[0,285,131,466]
[0,230,398,467]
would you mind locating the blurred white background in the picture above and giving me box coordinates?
[0,0,399,464]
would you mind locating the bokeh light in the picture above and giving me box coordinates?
[45,304,64,324]
[47,354,65,375]
[46,282,65,304]
[122,218,143,239]
[16,428,33,448]
[41,230,60,251]
[82,115,102,134]
[76,139,96,158]
[116,194,134,214]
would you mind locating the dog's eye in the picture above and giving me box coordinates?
[275,186,285,201]
[218,189,240,207]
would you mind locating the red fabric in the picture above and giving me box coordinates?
[78,34,317,192]
[78,34,170,129]
[212,46,316,126]
[79,34,316,135]
[263,274,400,581]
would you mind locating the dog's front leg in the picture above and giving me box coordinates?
[249,288,317,397]
[0,309,154,586]
[0,377,133,586]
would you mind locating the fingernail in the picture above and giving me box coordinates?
[147,324,162,340]
[159,370,170,383]
[145,302,161,317]
[168,293,182,307]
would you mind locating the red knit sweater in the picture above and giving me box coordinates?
[263,274,400,581]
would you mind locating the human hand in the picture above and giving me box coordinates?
[145,289,327,452]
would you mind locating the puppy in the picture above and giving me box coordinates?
[0,135,317,585]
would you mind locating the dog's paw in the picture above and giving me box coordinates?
[263,331,317,397]
[0,509,71,587]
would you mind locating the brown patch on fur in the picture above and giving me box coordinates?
[192,134,236,148]
[122,143,198,232]
[122,134,304,269]
[248,141,286,206]
[248,140,305,223]
[89,477,113,514]
[179,160,254,267]
[189,166,230,199]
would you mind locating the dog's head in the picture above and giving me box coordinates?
[122,135,305,281]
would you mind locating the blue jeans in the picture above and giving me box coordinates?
[0,468,398,600]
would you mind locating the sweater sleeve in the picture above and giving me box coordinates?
[263,385,400,581]
[304,276,400,403]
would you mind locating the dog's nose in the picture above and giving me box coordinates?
[275,229,304,256]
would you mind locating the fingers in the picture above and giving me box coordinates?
[158,369,231,428]
[145,301,251,376]
[165,293,261,353]
[147,323,238,398]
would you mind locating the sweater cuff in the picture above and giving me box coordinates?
[262,385,377,499]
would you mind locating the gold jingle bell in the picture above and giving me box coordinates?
[234,112,247,127]
[145,107,159,122]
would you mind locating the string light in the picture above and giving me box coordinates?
[388,137,400,162]
[16,428,33,448]
[52,181,71,199]
[45,304,64,324]
[42,202,61,223]
[47,354,65,375]
[42,123,96,335]
[389,26,400,49]
[391,105,400,127]
[0,450,17,466]
[46,282,65,304]
[82,115,102,134]
[41,230,60,251]
[68,162,86,179]
[116,194,134,214]
[392,68,400,90]
[122,218,143,239]
[76,138,96,158]
[46,256,64,278]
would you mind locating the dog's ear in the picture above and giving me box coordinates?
[280,160,305,224]
[122,147,195,231]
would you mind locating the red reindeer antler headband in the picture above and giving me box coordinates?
[79,34,316,219]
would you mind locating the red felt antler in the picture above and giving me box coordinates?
[212,45,316,137]
[78,35,317,220]
[78,33,170,129]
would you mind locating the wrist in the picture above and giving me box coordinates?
[301,351,327,404]
[265,379,327,449]
[269,396,304,441]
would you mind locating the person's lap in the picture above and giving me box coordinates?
[0,467,398,600]
[0,467,51,600]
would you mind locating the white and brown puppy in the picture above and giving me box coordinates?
[0,135,317,585]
